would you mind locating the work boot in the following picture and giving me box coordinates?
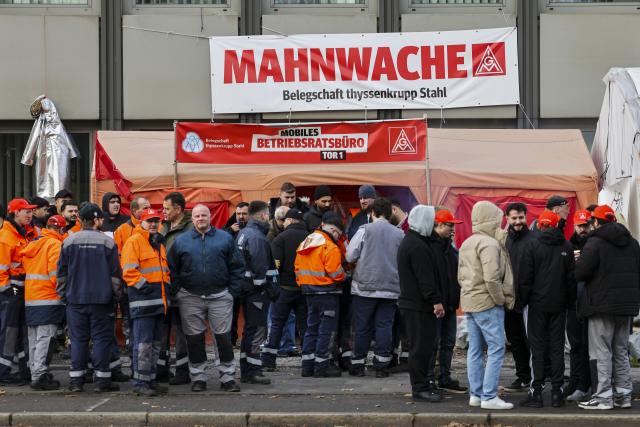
[155,370,170,383]
[111,369,130,382]
[412,390,443,402]
[439,378,468,394]
[241,373,271,385]
[94,382,120,393]
[220,380,241,392]
[349,365,365,377]
[169,372,191,385]
[375,368,389,378]
[301,367,314,378]
[0,372,29,386]
[314,364,342,378]
[150,381,169,394]
[504,378,529,392]
[31,373,60,390]
[132,384,157,397]
[191,380,207,392]
[551,391,565,407]
[519,390,543,408]
[30,373,61,391]
[68,381,84,393]
[338,357,351,372]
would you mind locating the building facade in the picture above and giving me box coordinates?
[1,0,639,204]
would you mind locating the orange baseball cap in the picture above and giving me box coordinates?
[435,209,463,224]
[140,208,162,222]
[46,215,67,228]
[538,210,560,228]
[573,210,592,226]
[7,198,38,213]
[593,205,616,222]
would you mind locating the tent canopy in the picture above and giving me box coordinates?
[93,127,598,238]
[591,67,640,239]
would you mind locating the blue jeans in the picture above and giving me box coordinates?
[427,308,457,384]
[466,306,505,401]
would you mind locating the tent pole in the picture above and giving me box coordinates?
[423,113,432,205]
[173,120,179,188]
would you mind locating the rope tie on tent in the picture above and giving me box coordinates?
[518,103,536,129]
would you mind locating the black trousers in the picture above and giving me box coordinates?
[505,309,531,383]
[526,308,566,392]
[401,309,437,393]
[566,307,592,392]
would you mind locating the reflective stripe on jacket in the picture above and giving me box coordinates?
[21,228,65,325]
[121,225,170,319]
[295,230,346,294]
[0,221,30,293]
[114,216,140,255]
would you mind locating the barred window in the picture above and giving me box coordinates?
[410,0,504,4]
[273,0,365,4]
[134,0,226,5]
[0,0,89,4]
[548,0,639,3]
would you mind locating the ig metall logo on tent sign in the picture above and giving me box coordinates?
[472,42,506,77]
[389,127,417,155]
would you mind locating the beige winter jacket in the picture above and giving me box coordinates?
[457,201,515,313]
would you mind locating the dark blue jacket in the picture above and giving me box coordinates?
[56,230,122,305]
[236,220,279,299]
[347,210,371,240]
[168,227,245,297]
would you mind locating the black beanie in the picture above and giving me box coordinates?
[313,185,332,200]
[321,211,344,232]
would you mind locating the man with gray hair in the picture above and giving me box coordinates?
[168,204,245,393]
[267,205,289,242]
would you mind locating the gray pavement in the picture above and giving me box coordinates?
[0,350,639,426]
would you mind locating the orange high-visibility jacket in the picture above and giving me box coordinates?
[295,229,346,294]
[62,221,82,240]
[21,228,65,325]
[121,225,170,318]
[0,221,30,293]
[114,216,140,255]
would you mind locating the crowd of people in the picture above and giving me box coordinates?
[0,183,638,411]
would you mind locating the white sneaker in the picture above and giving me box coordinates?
[469,395,481,407]
[578,398,613,410]
[481,396,514,410]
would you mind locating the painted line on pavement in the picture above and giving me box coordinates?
[85,398,111,412]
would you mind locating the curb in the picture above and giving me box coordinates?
[1,411,640,427]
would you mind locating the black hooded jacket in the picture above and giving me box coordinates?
[429,232,459,311]
[576,222,640,318]
[101,192,129,233]
[303,205,325,232]
[570,232,588,252]
[271,221,309,289]
[519,227,576,312]
[506,226,536,312]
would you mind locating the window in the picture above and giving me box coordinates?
[272,0,365,4]
[410,0,504,4]
[0,0,89,4]
[134,0,226,5]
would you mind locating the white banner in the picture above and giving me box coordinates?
[210,27,519,114]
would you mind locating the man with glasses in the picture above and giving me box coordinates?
[296,212,347,378]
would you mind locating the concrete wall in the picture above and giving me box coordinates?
[0,14,99,120]
[540,13,640,119]
[122,14,239,120]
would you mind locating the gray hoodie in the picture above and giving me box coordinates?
[408,205,435,237]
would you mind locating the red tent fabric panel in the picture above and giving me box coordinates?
[453,194,576,248]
